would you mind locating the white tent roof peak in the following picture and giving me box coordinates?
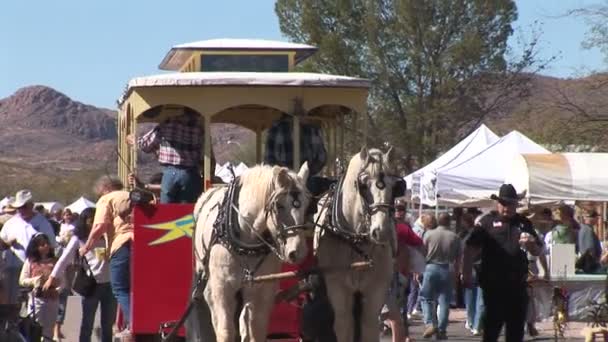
[159,38,318,70]
[65,196,96,214]
[436,130,550,196]
[405,124,499,185]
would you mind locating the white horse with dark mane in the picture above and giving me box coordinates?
[187,163,311,342]
[314,147,404,342]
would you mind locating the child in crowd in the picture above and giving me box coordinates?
[55,207,76,340]
[19,233,61,340]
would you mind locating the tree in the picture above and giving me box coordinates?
[276,0,547,173]
[570,0,608,65]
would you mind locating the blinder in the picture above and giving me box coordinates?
[356,173,407,203]
[393,179,406,199]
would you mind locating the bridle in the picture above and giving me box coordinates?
[263,187,311,249]
[356,171,399,228]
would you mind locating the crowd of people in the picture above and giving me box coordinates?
[0,176,134,342]
[382,183,606,341]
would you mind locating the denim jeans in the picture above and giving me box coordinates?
[80,283,116,342]
[161,165,202,203]
[406,275,421,314]
[464,286,484,331]
[110,242,131,327]
[420,264,452,332]
[56,288,69,324]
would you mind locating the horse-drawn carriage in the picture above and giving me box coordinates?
[117,38,405,341]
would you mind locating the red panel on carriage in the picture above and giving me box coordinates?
[131,204,195,335]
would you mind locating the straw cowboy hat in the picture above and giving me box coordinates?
[11,190,33,208]
[1,196,16,214]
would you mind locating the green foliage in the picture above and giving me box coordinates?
[276,0,544,171]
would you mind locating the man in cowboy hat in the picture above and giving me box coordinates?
[0,190,56,304]
[462,184,542,342]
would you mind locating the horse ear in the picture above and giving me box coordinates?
[384,146,395,165]
[298,161,310,182]
[273,167,291,189]
[359,146,368,162]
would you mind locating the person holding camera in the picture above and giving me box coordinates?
[19,233,61,340]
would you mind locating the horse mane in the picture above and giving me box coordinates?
[238,165,276,213]
[346,148,393,180]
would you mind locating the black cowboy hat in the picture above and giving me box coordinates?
[490,184,520,205]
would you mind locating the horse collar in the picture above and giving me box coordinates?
[212,178,274,257]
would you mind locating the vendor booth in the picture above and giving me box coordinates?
[505,153,608,327]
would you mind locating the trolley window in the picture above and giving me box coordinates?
[201,54,289,72]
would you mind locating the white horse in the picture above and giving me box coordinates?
[314,147,402,342]
[188,163,311,342]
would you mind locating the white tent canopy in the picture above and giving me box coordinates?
[434,131,550,206]
[506,153,608,202]
[405,124,499,205]
[65,197,96,214]
[36,202,64,214]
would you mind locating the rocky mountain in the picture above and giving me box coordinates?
[0,85,116,140]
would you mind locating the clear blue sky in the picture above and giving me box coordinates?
[0,0,604,108]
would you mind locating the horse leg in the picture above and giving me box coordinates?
[325,280,353,342]
[240,284,276,342]
[204,280,238,342]
[359,287,388,342]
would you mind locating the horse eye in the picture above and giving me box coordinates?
[376,180,386,190]
[293,200,301,209]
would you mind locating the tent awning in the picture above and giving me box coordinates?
[506,153,608,202]
[436,131,550,199]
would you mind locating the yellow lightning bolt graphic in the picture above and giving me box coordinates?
[143,214,195,246]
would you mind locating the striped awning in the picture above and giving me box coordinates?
[507,153,608,202]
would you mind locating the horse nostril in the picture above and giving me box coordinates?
[288,251,298,262]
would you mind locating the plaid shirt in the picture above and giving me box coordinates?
[264,117,327,175]
[137,111,203,168]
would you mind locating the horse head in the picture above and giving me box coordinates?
[250,163,311,264]
[346,146,405,245]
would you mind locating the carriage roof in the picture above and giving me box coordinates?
[159,38,318,70]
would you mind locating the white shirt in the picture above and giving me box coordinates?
[51,236,110,284]
[57,223,76,244]
[0,213,57,268]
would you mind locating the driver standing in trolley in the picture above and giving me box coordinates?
[462,184,542,342]
[126,107,204,204]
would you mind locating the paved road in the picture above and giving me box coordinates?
[61,296,584,341]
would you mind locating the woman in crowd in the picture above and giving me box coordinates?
[44,208,116,342]
[19,233,61,340]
